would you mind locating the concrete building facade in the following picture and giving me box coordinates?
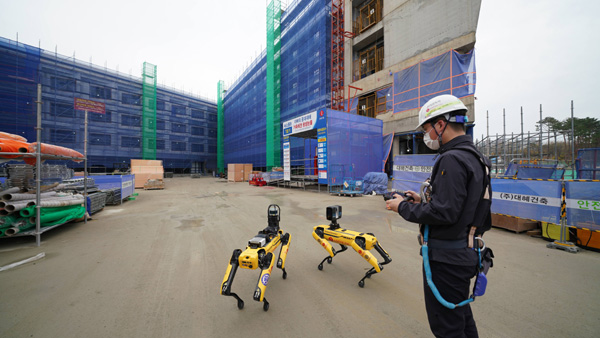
[345,0,481,159]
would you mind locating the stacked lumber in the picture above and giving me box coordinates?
[131,159,164,188]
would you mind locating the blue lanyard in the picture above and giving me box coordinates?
[422,224,479,309]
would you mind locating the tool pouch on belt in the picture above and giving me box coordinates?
[480,247,494,275]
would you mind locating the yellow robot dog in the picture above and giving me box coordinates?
[312,205,391,287]
[221,204,291,311]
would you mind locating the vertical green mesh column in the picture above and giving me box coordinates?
[142,62,157,160]
[266,0,282,170]
[217,80,225,173]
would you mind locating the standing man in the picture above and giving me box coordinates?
[387,94,492,338]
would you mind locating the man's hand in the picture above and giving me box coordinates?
[385,190,420,212]
[404,190,421,203]
[386,195,402,212]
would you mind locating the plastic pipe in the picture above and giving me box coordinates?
[39,197,84,208]
[2,191,57,201]
[19,197,84,217]
[0,187,21,196]
[4,200,36,212]
[4,227,20,236]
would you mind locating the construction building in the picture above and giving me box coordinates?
[0,38,217,174]
[221,0,480,175]
[1,0,481,176]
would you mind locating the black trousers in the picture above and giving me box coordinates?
[422,261,478,338]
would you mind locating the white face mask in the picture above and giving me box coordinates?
[423,129,440,150]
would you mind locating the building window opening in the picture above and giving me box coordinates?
[354,40,384,81]
[353,0,383,35]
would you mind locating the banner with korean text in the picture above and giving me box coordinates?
[565,181,600,231]
[392,155,436,192]
[491,179,562,224]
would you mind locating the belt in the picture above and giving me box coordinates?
[427,238,468,249]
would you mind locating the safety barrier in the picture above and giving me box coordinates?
[491,178,562,225]
[394,160,599,233]
[91,175,135,201]
[565,180,600,232]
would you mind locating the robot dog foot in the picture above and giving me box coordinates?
[317,245,348,270]
[357,265,382,288]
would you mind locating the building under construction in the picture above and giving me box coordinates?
[0,39,217,173]
[1,0,481,175]
[219,0,480,177]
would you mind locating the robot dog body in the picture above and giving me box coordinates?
[313,205,391,287]
[221,205,291,311]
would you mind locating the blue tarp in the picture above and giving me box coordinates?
[363,172,388,195]
[327,109,383,184]
[393,50,476,114]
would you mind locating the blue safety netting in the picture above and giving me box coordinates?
[393,50,476,114]
[223,0,330,168]
[0,37,217,172]
[326,109,382,184]
[491,179,562,224]
[566,181,600,231]
[503,162,564,179]
[0,37,40,143]
[576,148,600,180]
[392,155,436,192]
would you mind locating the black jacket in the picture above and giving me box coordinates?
[398,135,489,265]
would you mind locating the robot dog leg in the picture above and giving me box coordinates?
[221,249,245,309]
[253,232,292,311]
[351,235,392,287]
[220,204,291,311]
[312,227,348,270]
[313,205,392,287]
[277,232,291,279]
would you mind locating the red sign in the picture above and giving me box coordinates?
[74,98,105,114]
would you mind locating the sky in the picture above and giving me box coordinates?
[1,0,599,139]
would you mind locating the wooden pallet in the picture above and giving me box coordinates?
[144,179,165,190]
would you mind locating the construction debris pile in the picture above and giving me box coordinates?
[0,186,85,237]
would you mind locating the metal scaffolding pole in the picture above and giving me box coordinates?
[35,84,42,247]
[571,100,575,167]
[539,104,543,159]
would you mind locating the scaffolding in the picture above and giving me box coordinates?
[1,37,218,172]
[475,108,577,178]
[267,0,282,170]
[331,0,345,111]
[142,62,157,160]
[223,0,330,168]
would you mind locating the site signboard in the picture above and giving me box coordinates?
[74,98,105,114]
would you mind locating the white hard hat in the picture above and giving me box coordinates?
[416,94,468,130]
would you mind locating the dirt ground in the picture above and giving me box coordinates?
[1,177,599,338]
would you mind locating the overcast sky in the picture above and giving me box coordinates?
[1,0,598,139]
